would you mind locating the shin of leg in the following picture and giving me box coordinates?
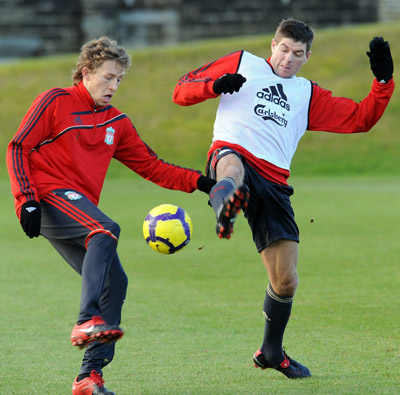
[259,240,298,364]
[261,285,293,364]
[79,230,120,321]
[99,254,128,326]
[80,342,116,376]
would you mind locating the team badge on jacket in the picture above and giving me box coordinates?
[105,127,115,145]
[65,191,82,200]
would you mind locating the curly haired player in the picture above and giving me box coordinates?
[6,37,215,394]
[173,18,394,378]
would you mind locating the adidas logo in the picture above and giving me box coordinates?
[26,207,37,213]
[74,116,83,125]
[257,83,290,111]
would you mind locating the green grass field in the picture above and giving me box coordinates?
[1,177,399,394]
[1,21,400,394]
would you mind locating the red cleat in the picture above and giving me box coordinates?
[72,370,114,394]
[70,315,124,349]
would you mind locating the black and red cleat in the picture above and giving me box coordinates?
[70,315,124,349]
[253,349,311,379]
[72,370,114,394]
[216,184,250,239]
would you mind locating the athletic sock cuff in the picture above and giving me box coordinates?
[221,177,237,189]
[267,283,293,304]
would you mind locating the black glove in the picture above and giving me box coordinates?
[366,36,393,83]
[213,73,247,95]
[20,201,41,238]
[197,175,216,194]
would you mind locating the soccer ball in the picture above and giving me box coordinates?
[143,204,193,254]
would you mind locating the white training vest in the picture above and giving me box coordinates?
[213,51,312,171]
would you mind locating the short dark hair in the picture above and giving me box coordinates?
[275,18,314,52]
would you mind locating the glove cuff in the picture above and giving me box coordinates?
[21,200,41,210]
[378,76,392,84]
[197,175,216,194]
[213,79,222,94]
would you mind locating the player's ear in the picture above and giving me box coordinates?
[271,38,277,52]
[304,51,312,63]
[82,67,91,81]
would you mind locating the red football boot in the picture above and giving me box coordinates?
[70,315,124,349]
[72,370,114,394]
[216,184,250,239]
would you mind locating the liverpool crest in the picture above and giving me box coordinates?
[65,191,82,200]
[104,127,115,145]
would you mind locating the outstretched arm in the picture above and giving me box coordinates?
[114,122,215,194]
[173,50,246,106]
[309,37,394,134]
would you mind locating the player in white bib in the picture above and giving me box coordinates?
[173,18,394,378]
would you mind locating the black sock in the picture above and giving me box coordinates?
[209,177,237,216]
[77,373,91,382]
[260,283,293,365]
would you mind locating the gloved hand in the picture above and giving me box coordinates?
[197,175,216,194]
[213,73,247,95]
[20,201,41,238]
[366,36,393,83]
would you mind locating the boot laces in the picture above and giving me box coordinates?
[89,370,104,388]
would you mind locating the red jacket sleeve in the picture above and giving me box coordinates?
[113,122,202,193]
[173,50,244,106]
[309,79,394,133]
[6,88,66,216]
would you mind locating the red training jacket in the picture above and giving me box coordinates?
[7,82,201,217]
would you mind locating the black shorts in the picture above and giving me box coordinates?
[207,147,299,252]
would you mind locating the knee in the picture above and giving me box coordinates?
[272,273,298,297]
[227,166,245,186]
[86,221,121,249]
[106,221,121,239]
[100,219,121,240]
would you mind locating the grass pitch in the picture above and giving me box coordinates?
[1,20,400,394]
[1,176,399,394]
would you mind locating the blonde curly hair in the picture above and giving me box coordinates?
[72,36,132,85]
